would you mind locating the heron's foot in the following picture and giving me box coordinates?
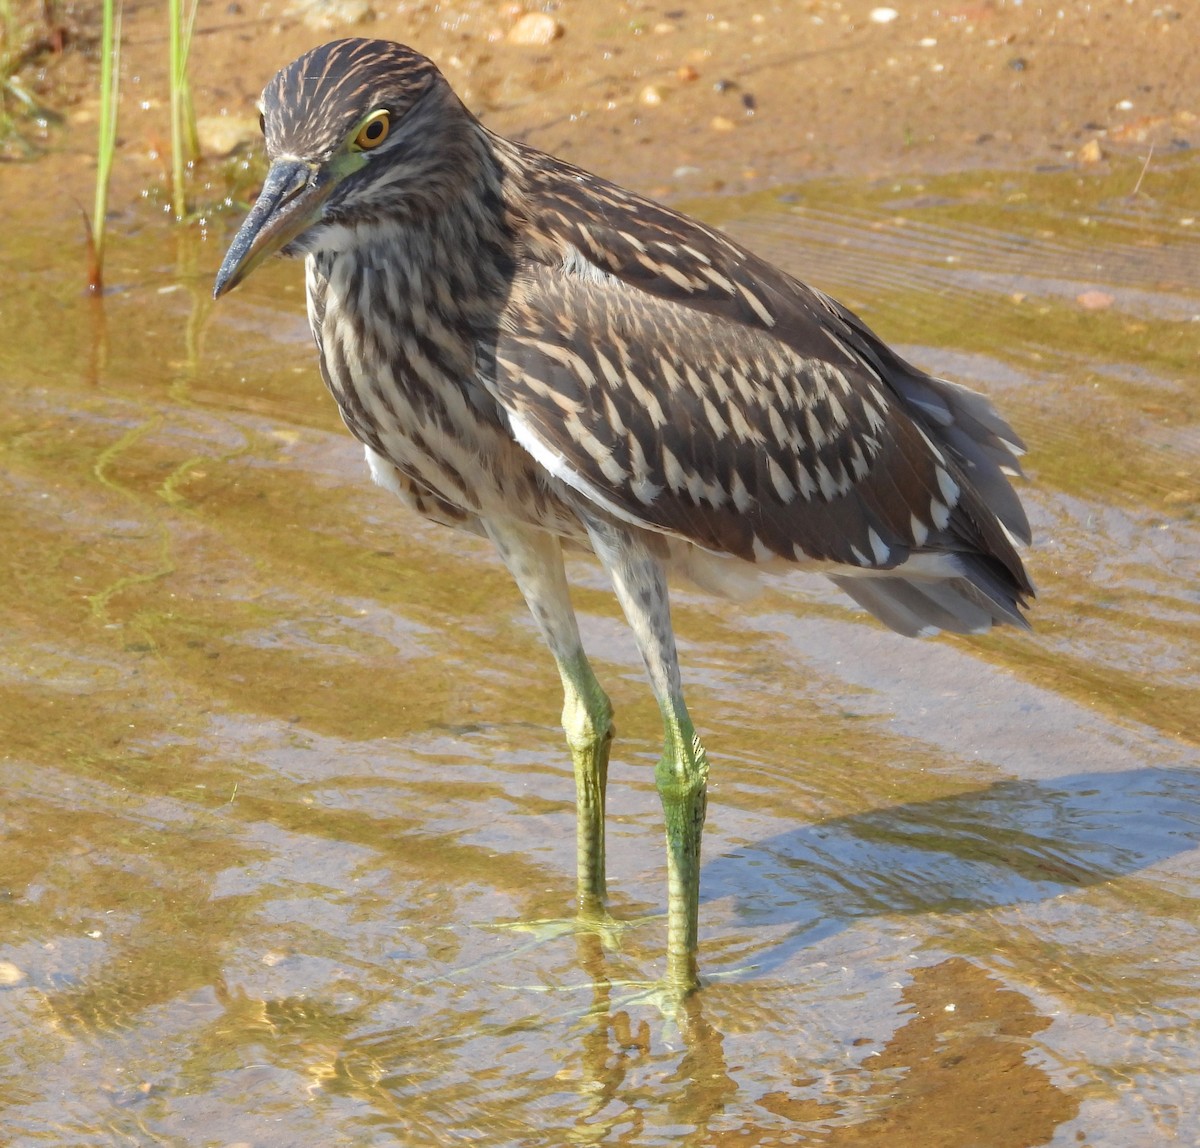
[481,965,692,1030]
[593,976,693,1023]
[591,959,759,1025]
[484,906,650,952]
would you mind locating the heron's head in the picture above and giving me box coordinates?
[214,39,472,297]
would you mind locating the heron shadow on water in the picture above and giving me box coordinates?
[699,764,1200,981]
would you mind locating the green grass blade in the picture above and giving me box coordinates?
[169,0,201,220]
[90,0,122,287]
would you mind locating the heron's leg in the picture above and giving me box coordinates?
[483,518,614,911]
[582,514,708,991]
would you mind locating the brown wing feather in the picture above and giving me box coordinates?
[489,141,1032,601]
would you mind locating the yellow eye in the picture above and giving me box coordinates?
[354,111,390,150]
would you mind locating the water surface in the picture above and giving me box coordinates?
[0,157,1197,1145]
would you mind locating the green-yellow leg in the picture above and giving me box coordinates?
[582,513,710,994]
[483,519,614,916]
[559,651,614,911]
[656,711,709,988]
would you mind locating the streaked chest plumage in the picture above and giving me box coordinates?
[302,234,579,536]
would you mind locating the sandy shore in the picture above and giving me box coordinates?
[5,0,1199,211]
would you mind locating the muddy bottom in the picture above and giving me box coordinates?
[1,2,1198,1145]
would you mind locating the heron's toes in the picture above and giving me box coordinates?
[484,908,650,952]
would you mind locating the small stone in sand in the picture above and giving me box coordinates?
[508,12,563,46]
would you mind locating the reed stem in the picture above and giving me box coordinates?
[88,0,121,292]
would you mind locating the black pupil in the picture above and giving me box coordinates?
[258,112,265,134]
[365,119,384,141]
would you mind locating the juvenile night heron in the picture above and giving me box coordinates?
[214,38,1033,991]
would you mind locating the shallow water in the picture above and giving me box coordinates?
[1,156,1197,1146]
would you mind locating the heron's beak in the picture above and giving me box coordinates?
[213,158,331,298]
